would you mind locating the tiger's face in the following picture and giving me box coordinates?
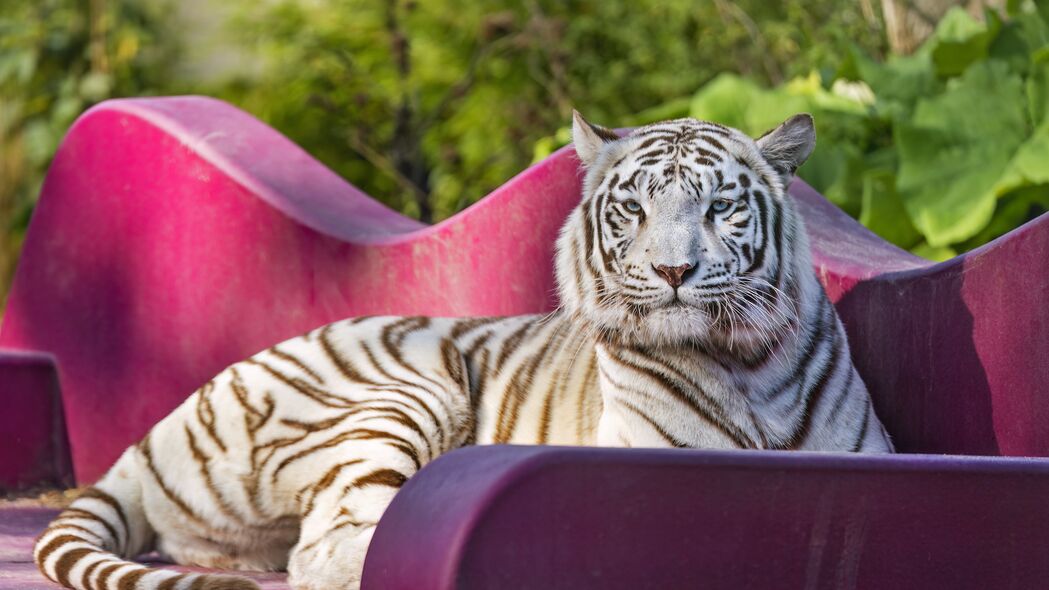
[556,112,817,354]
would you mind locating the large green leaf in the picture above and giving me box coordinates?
[959,184,1049,250]
[859,168,922,248]
[895,60,1028,246]
[850,49,939,119]
[896,123,1005,246]
[688,74,766,131]
[929,7,1002,77]
[991,6,1049,73]
[1028,61,1049,126]
[910,242,958,262]
[994,120,1049,192]
[798,141,852,208]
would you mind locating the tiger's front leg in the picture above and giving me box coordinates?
[284,396,472,589]
[286,436,418,590]
[273,320,475,590]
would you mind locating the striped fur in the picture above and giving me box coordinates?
[36,113,892,590]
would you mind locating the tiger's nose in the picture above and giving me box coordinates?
[653,263,695,288]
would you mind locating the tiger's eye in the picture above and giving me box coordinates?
[711,199,732,213]
[624,199,643,213]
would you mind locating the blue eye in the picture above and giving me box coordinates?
[711,199,733,213]
[624,199,643,213]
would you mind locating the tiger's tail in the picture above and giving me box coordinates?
[34,448,259,590]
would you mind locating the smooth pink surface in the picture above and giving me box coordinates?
[0,350,72,490]
[0,97,579,482]
[1,95,1048,483]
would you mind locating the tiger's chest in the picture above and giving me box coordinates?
[466,324,605,447]
[460,317,767,450]
[590,343,767,450]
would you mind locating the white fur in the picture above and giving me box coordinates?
[36,114,890,590]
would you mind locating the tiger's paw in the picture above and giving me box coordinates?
[287,524,375,590]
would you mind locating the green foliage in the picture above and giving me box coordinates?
[207,0,886,223]
[537,4,1049,260]
[0,0,179,301]
[1,0,888,302]
[11,0,1043,305]
[863,5,1049,256]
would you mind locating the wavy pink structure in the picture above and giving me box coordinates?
[1,96,579,482]
[2,97,1048,589]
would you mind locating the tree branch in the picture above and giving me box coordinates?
[347,131,431,216]
[712,0,783,85]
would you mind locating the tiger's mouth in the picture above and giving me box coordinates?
[610,278,791,347]
[633,284,782,327]
[638,283,735,311]
[637,298,709,322]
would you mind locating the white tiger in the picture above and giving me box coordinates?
[34,112,892,590]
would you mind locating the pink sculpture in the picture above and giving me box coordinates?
[2,97,1049,589]
[0,96,578,482]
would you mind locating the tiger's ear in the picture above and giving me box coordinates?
[756,114,816,187]
[572,110,619,167]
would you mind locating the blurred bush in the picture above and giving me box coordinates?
[210,0,885,223]
[0,0,179,303]
[0,0,887,304]
[11,0,1031,306]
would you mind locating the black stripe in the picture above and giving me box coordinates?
[138,434,206,525]
[54,508,120,548]
[95,562,126,589]
[769,298,831,397]
[185,426,245,524]
[36,534,87,577]
[360,404,434,459]
[770,197,786,287]
[493,326,559,442]
[194,381,227,453]
[785,333,844,449]
[825,369,857,426]
[850,402,872,452]
[381,318,453,394]
[246,359,353,408]
[607,350,753,448]
[270,345,325,383]
[273,428,420,484]
[75,489,128,548]
[619,168,642,190]
[301,459,365,515]
[348,468,408,491]
[319,324,382,386]
[617,399,689,447]
[701,135,727,153]
[81,557,112,589]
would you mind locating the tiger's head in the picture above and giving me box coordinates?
[555,112,817,355]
